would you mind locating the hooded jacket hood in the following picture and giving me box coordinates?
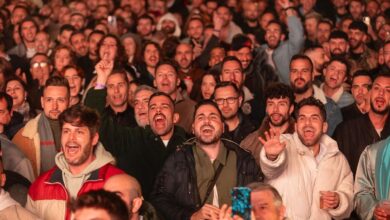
[54,142,115,198]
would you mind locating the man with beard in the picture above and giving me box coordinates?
[230,34,278,127]
[154,61,196,133]
[150,100,263,220]
[70,31,88,58]
[347,21,378,74]
[26,105,124,220]
[214,4,242,44]
[237,1,262,35]
[156,13,181,38]
[219,56,265,127]
[98,92,188,199]
[341,70,372,121]
[174,43,204,94]
[77,30,104,86]
[13,76,70,178]
[289,54,342,135]
[321,57,354,108]
[262,0,304,84]
[259,97,353,220]
[333,73,390,175]
[328,30,349,59]
[241,83,295,166]
[304,46,330,85]
[214,82,255,144]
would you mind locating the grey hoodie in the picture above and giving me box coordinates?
[54,143,115,198]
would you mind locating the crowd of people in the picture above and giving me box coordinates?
[0,0,389,219]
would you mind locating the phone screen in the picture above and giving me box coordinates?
[231,187,251,220]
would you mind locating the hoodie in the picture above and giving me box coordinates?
[55,143,116,198]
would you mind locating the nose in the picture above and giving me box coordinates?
[52,100,58,109]
[114,85,120,93]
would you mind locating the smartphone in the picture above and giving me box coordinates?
[231,187,251,220]
[362,16,371,26]
[107,15,117,26]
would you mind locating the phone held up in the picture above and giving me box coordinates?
[231,187,252,220]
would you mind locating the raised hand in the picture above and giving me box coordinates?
[259,129,286,161]
[95,60,114,85]
[212,11,223,31]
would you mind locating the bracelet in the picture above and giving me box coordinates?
[283,6,295,11]
[95,83,106,89]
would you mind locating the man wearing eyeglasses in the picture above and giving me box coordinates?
[213,82,255,144]
[28,53,53,111]
[219,56,264,128]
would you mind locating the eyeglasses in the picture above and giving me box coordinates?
[31,62,48,68]
[214,97,238,105]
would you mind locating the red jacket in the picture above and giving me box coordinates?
[26,163,123,220]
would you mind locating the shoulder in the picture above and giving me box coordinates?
[98,163,124,179]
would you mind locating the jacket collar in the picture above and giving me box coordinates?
[46,166,101,185]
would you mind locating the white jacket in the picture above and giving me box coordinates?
[260,133,353,220]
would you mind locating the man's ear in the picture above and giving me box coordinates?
[280,34,286,42]
[288,104,294,115]
[0,173,6,187]
[153,79,157,88]
[278,205,286,220]
[176,77,180,87]
[131,197,143,214]
[173,112,180,124]
[322,122,328,134]
[41,96,44,109]
[92,133,99,146]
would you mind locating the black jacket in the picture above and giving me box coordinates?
[150,138,263,220]
[333,114,390,174]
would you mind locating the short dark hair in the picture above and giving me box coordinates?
[348,21,368,34]
[265,83,295,105]
[19,17,38,38]
[149,92,175,108]
[155,60,179,76]
[137,14,155,25]
[213,81,240,99]
[374,72,390,81]
[318,19,334,29]
[59,24,76,35]
[290,54,313,73]
[352,70,373,83]
[325,57,350,76]
[43,76,70,98]
[107,69,129,85]
[193,99,224,122]
[70,189,129,220]
[220,56,243,74]
[295,97,327,121]
[60,64,85,78]
[0,92,13,112]
[59,105,100,136]
[329,30,348,41]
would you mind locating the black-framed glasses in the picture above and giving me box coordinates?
[214,97,238,105]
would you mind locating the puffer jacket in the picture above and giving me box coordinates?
[150,138,263,220]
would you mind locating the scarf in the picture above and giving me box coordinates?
[375,137,390,200]
[38,114,58,173]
